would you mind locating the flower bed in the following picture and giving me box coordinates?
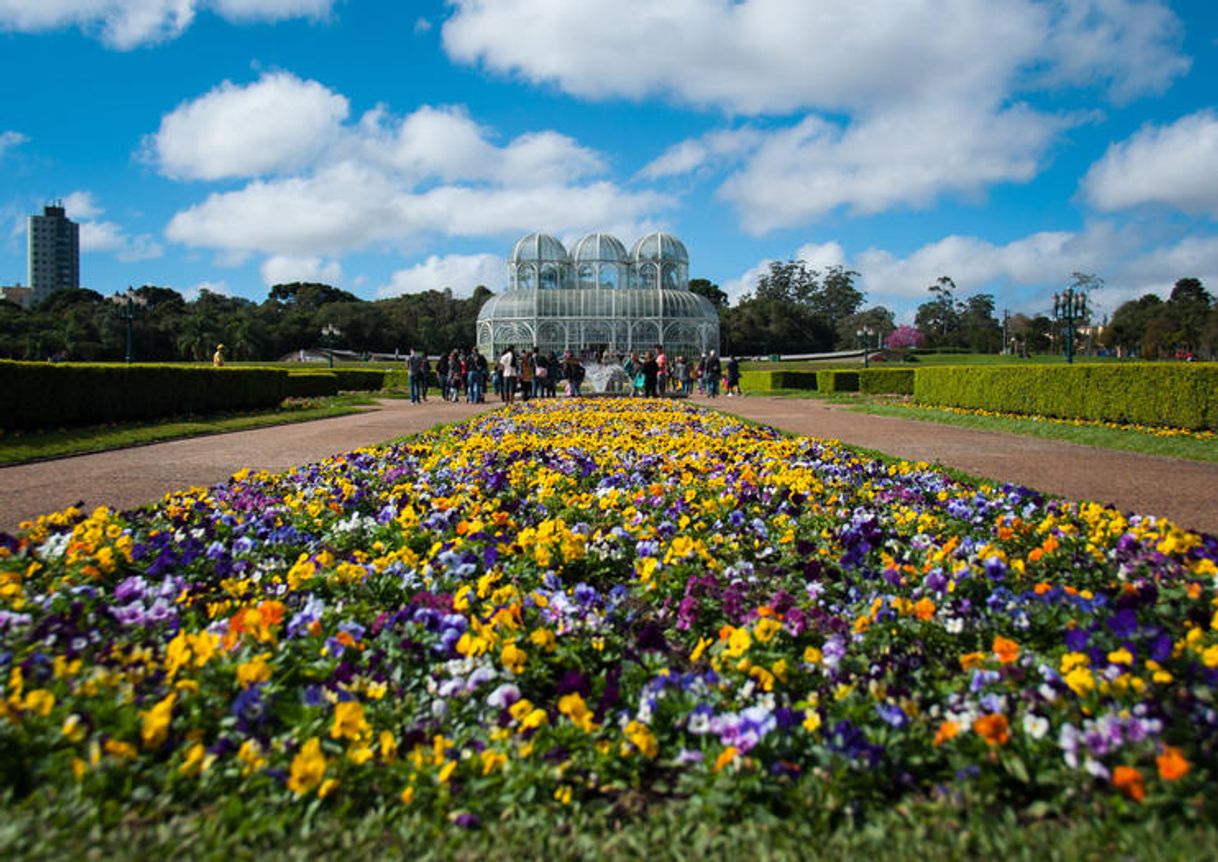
[1,399,1215,825]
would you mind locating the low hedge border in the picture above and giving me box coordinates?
[285,371,339,398]
[859,368,915,395]
[913,363,1218,431]
[739,370,819,392]
[0,362,288,431]
[817,370,859,393]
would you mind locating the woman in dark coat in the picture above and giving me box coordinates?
[641,351,659,398]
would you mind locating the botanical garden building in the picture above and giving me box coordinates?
[476,232,720,361]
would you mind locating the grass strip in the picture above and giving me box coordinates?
[0,394,378,466]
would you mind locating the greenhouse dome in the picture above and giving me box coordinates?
[477,231,719,362]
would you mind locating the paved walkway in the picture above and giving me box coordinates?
[2,395,1215,535]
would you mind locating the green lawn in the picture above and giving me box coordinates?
[0,393,380,466]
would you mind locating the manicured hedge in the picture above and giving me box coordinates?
[913,363,1218,430]
[382,369,410,390]
[285,371,339,398]
[0,362,288,430]
[859,368,915,395]
[738,370,819,391]
[816,370,859,392]
[330,369,387,391]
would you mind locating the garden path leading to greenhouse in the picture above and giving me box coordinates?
[1,394,1215,536]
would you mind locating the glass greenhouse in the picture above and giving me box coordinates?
[476,231,720,361]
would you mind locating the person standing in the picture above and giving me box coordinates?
[705,350,721,398]
[655,345,668,394]
[499,347,518,404]
[642,351,659,398]
[520,349,535,401]
[212,344,225,367]
[726,355,740,397]
[407,348,426,404]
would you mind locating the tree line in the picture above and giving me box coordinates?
[1,269,1213,363]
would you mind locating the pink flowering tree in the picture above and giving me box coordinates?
[885,324,924,350]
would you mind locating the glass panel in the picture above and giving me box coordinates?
[540,264,559,291]
[578,264,596,290]
[518,265,535,292]
[599,265,618,290]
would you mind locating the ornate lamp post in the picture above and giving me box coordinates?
[321,323,341,369]
[1053,288,1088,364]
[856,325,875,369]
[110,287,147,364]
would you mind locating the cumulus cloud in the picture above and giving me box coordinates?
[260,254,342,286]
[181,279,231,301]
[442,0,1184,114]
[147,72,350,181]
[377,253,505,299]
[640,128,763,180]
[154,81,666,261]
[65,191,164,262]
[1080,110,1218,218]
[0,130,28,156]
[0,0,333,50]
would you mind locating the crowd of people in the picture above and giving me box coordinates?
[401,346,742,404]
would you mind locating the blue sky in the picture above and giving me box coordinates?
[1,0,1216,322]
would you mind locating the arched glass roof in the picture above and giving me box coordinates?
[510,233,569,264]
[631,232,688,264]
[572,233,629,265]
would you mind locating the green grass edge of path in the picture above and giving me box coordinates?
[0,393,387,466]
[1,786,1213,862]
[747,389,1218,464]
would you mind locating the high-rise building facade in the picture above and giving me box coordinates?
[28,202,79,305]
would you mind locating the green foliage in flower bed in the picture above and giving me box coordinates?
[816,369,859,392]
[913,363,1218,431]
[285,372,339,398]
[0,361,288,431]
[859,368,915,395]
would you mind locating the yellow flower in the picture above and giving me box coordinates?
[754,618,783,643]
[318,778,340,799]
[558,692,598,733]
[438,759,457,784]
[288,737,327,795]
[725,627,751,658]
[236,653,273,688]
[500,642,527,674]
[22,688,55,717]
[347,744,375,765]
[140,691,176,750]
[553,785,573,805]
[237,739,266,775]
[378,730,398,762]
[331,700,371,742]
[400,785,415,805]
[481,749,508,775]
[690,636,712,663]
[179,742,215,776]
[624,720,658,758]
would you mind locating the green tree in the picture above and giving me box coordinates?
[688,278,728,309]
[915,277,961,346]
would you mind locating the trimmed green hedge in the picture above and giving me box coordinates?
[738,370,819,391]
[286,371,339,398]
[330,369,387,391]
[859,368,915,395]
[913,363,1218,430]
[383,369,409,390]
[816,370,859,393]
[0,362,288,430]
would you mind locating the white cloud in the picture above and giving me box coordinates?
[1080,110,1218,218]
[413,16,432,34]
[640,128,763,180]
[377,253,505,299]
[0,130,28,156]
[0,0,333,50]
[442,0,1184,114]
[260,254,342,286]
[65,190,164,261]
[720,241,847,304]
[181,279,230,301]
[148,72,349,181]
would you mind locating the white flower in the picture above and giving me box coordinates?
[1023,713,1050,740]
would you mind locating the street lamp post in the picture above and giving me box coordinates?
[856,325,875,369]
[321,323,341,368]
[110,287,146,364]
[1053,288,1088,364]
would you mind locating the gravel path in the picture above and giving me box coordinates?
[2,394,1214,536]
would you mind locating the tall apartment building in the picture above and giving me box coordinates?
[28,202,79,305]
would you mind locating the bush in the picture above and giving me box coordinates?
[859,368,915,395]
[286,371,339,398]
[330,369,387,391]
[913,363,1218,430]
[816,370,859,392]
[0,362,288,430]
[738,370,818,392]
[383,369,409,390]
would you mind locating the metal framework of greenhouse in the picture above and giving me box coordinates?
[476,232,721,362]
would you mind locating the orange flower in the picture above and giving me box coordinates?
[933,720,959,747]
[1112,765,1145,802]
[992,636,1020,665]
[913,598,935,621]
[972,713,1010,747]
[1157,746,1190,781]
[959,652,986,671]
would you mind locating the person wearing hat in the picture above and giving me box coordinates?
[213,343,225,367]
